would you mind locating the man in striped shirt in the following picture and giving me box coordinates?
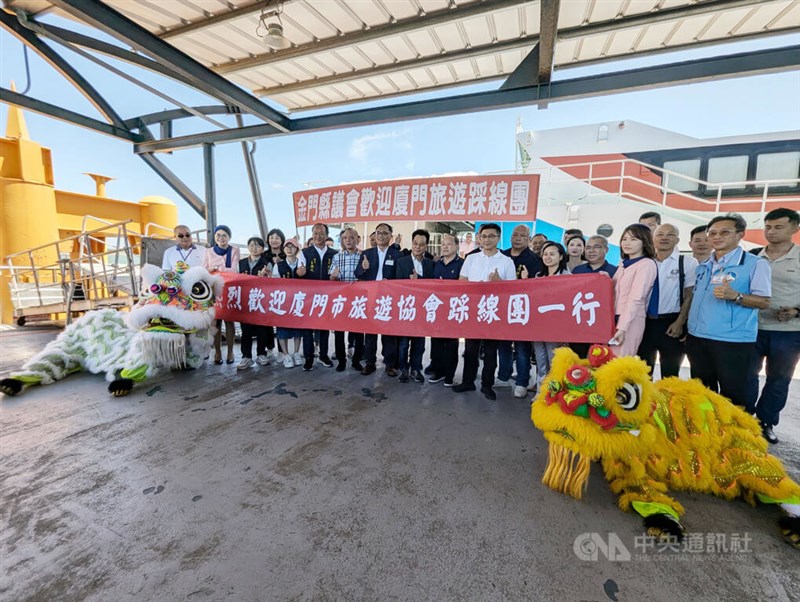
[329,227,364,372]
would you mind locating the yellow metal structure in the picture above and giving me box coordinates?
[0,98,178,324]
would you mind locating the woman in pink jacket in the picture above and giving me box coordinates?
[609,224,657,357]
[203,225,241,364]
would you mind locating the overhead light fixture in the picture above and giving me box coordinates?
[257,2,291,50]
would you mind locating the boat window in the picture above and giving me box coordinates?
[662,159,700,192]
[755,151,800,189]
[707,155,749,192]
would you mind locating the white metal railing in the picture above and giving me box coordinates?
[529,157,800,218]
[4,220,144,321]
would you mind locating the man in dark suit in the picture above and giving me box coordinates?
[354,222,403,376]
[395,229,435,383]
[298,223,338,371]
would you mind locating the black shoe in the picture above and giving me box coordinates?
[410,370,424,383]
[319,355,333,368]
[399,370,409,383]
[443,378,454,387]
[452,383,476,393]
[361,363,376,376]
[352,360,364,371]
[423,365,434,375]
[303,358,314,371]
[762,423,778,444]
[385,367,398,378]
[428,374,445,384]
[480,386,497,400]
[336,360,346,372]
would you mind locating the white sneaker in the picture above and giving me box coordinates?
[256,354,270,366]
[293,352,304,367]
[283,355,294,369]
[237,357,253,370]
[271,349,282,362]
[514,385,528,398]
[494,378,511,388]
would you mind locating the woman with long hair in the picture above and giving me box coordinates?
[565,235,587,272]
[265,228,286,266]
[203,225,240,364]
[531,242,569,390]
[609,223,657,357]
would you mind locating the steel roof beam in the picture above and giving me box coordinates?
[48,0,290,131]
[0,87,146,142]
[0,9,127,129]
[19,18,197,88]
[123,106,242,129]
[250,0,771,98]
[537,0,560,84]
[133,44,800,154]
[161,0,283,40]
[253,34,539,97]
[267,28,800,112]
[214,0,530,76]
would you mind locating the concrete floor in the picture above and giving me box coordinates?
[1,326,799,602]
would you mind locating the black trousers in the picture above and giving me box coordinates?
[335,331,363,364]
[638,314,686,379]
[430,337,459,381]
[240,322,273,358]
[303,329,330,359]
[364,334,398,368]
[686,335,754,410]
[462,338,498,388]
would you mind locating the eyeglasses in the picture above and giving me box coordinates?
[480,233,499,239]
[375,230,391,235]
[176,233,191,239]
[585,245,605,251]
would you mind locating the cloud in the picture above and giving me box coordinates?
[348,129,412,162]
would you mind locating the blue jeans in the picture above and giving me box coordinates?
[398,336,425,372]
[747,329,800,427]
[497,341,532,387]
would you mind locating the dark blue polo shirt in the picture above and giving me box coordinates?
[572,261,618,278]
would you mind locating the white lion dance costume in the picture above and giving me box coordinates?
[0,264,222,397]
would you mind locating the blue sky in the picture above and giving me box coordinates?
[1,15,798,243]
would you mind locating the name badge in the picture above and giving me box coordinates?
[710,273,725,285]
[385,259,394,266]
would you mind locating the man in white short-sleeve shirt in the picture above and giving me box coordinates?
[637,223,698,378]
[452,223,516,400]
[162,225,204,270]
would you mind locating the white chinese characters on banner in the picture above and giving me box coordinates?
[293,175,536,225]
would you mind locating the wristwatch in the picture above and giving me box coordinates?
[734,292,744,305]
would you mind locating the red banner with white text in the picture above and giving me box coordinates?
[216,274,614,343]
[292,174,539,227]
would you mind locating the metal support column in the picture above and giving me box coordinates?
[203,143,217,240]
[235,113,269,239]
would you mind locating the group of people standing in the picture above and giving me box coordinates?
[162,206,799,444]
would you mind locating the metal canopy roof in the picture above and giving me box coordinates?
[1,0,798,224]
[6,0,800,113]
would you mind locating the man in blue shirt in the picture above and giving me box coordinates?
[686,213,771,409]
[572,235,617,278]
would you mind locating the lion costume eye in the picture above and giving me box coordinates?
[615,382,641,411]
[190,281,213,302]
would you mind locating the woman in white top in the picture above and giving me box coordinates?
[203,225,240,364]
[530,242,571,390]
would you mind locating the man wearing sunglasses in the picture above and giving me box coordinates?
[162,225,204,270]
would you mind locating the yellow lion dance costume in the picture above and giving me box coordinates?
[531,345,800,548]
